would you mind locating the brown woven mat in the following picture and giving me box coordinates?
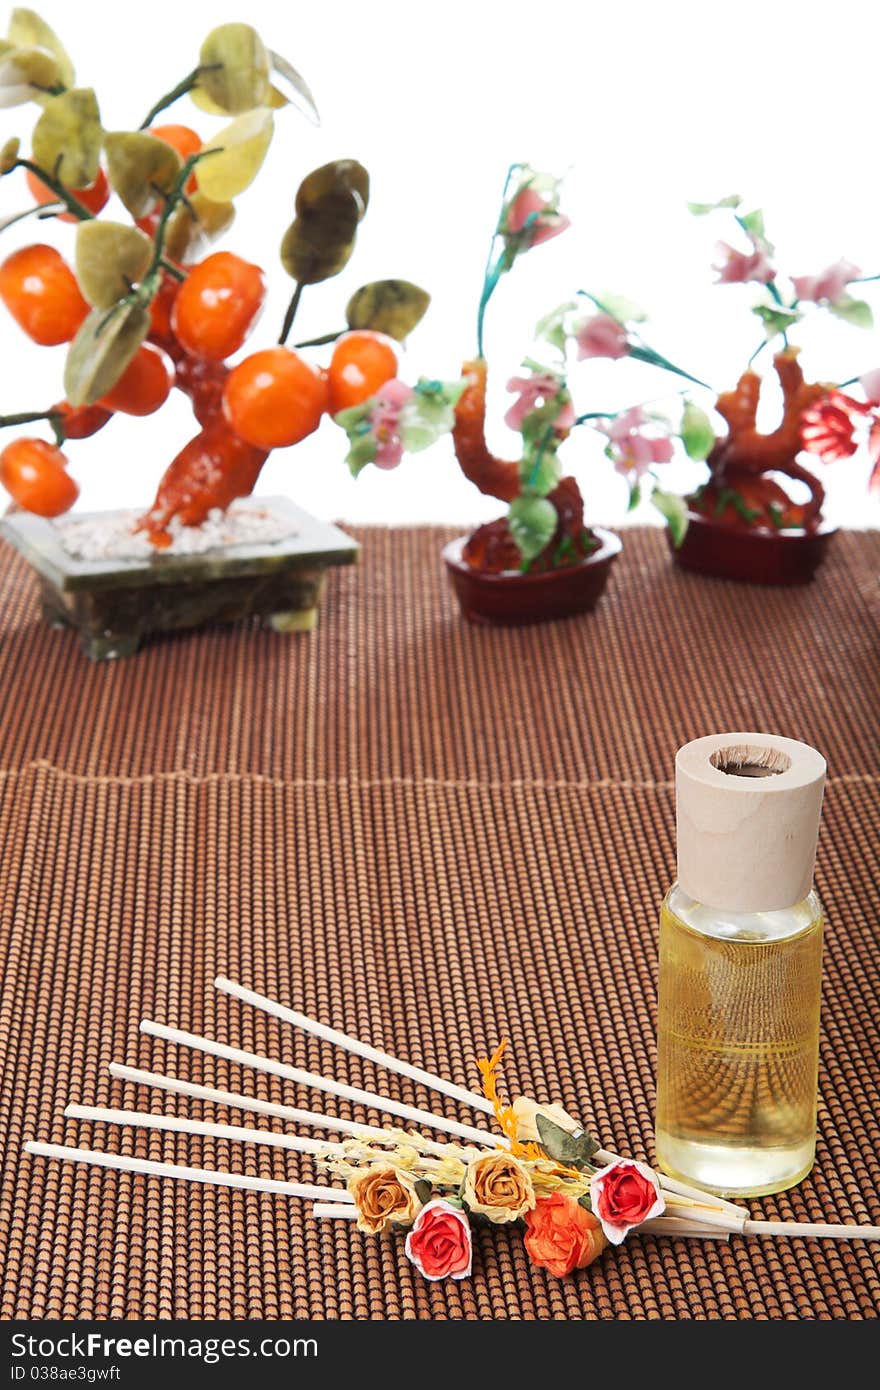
[0,525,878,1321]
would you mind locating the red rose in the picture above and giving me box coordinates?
[404,1200,472,1281]
[589,1159,665,1244]
[523,1193,608,1278]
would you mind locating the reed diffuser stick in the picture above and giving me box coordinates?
[24,1141,353,1202]
[212,977,748,1219]
[107,1064,480,1159]
[139,1020,502,1148]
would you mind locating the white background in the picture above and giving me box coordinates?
[2,0,879,530]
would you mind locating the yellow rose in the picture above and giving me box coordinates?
[348,1164,423,1235]
[462,1151,535,1224]
[512,1095,581,1145]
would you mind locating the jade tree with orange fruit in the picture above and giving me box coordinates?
[0,10,432,544]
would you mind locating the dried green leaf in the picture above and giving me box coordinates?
[345,279,430,341]
[64,302,149,406]
[163,191,235,263]
[104,130,181,218]
[197,108,273,201]
[198,22,270,114]
[75,220,153,308]
[32,87,101,186]
[8,8,74,86]
[535,1115,599,1167]
[269,48,319,124]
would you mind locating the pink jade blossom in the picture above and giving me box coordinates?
[369,379,413,469]
[575,314,630,360]
[504,187,570,247]
[505,372,575,431]
[600,406,674,478]
[713,240,775,284]
[791,259,861,304]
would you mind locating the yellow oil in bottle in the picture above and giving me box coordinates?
[655,886,823,1198]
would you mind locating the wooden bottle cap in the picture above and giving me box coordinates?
[675,732,826,912]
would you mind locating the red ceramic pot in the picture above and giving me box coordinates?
[443,527,621,626]
[669,512,836,586]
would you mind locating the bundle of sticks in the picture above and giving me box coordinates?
[25,977,880,1248]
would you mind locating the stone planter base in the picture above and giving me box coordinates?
[1,498,358,660]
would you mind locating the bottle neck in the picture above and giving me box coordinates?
[665,881,821,943]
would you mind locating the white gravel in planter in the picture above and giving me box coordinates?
[56,501,298,562]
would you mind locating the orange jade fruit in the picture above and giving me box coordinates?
[148,125,201,193]
[0,437,78,517]
[25,166,111,223]
[326,330,398,414]
[52,401,113,439]
[223,347,329,449]
[171,252,266,362]
[100,343,174,417]
[0,244,89,345]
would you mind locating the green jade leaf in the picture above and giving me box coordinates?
[104,130,180,218]
[269,48,319,124]
[687,194,741,215]
[75,220,153,307]
[198,23,271,114]
[31,87,101,186]
[508,494,557,565]
[534,299,577,355]
[753,301,801,341]
[594,290,647,324]
[652,487,690,547]
[345,279,430,341]
[398,378,465,453]
[64,301,149,406]
[197,108,274,201]
[680,400,716,461]
[829,295,874,329]
[738,207,774,254]
[7,8,74,86]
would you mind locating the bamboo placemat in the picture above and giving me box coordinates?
[0,525,877,1320]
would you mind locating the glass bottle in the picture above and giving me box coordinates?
[655,732,826,1199]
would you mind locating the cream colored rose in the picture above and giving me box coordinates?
[348,1164,423,1235]
[462,1152,535,1224]
[512,1096,580,1145]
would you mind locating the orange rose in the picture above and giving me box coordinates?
[523,1193,608,1277]
[462,1151,535,1223]
[347,1164,422,1235]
